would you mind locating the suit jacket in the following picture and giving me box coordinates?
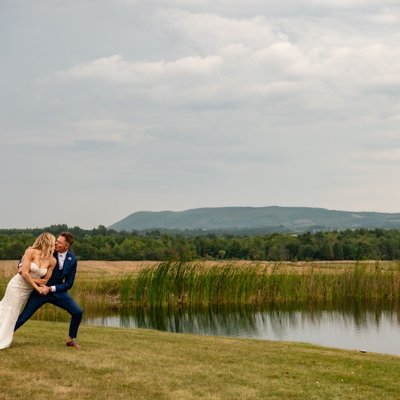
[47,251,78,299]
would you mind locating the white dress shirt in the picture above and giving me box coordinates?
[58,251,67,270]
[50,251,68,292]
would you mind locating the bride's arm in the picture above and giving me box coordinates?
[21,248,44,294]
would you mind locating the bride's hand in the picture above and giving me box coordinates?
[37,287,46,295]
[39,286,51,295]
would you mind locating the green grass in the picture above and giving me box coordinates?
[1,321,400,399]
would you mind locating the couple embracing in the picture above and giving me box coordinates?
[0,231,82,349]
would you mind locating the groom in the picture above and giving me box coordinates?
[15,231,83,348]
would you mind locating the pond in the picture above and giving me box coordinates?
[82,305,400,356]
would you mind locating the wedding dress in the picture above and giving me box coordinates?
[0,262,47,349]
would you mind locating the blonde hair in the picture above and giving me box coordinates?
[31,232,56,258]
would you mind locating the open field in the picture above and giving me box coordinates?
[2,261,400,398]
[2,259,399,279]
[1,321,400,400]
[0,260,160,278]
[3,260,400,309]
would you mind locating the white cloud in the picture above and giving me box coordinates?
[2,0,400,227]
[309,0,398,9]
[56,31,400,118]
[67,119,151,145]
[366,8,400,24]
[58,54,221,84]
[120,0,399,14]
[368,149,400,163]
[160,10,284,51]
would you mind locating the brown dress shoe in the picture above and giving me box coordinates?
[66,340,81,348]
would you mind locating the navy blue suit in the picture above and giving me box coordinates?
[15,251,82,339]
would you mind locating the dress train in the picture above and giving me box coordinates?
[0,263,47,349]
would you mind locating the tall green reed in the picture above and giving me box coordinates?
[126,261,400,308]
[5,261,400,313]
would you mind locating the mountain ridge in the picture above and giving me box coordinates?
[109,206,400,233]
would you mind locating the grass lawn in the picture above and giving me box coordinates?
[1,321,400,399]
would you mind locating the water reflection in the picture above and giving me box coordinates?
[83,304,400,356]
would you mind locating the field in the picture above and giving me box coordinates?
[2,259,397,278]
[1,320,400,400]
[2,260,400,398]
[0,260,159,278]
[2,260,400,309]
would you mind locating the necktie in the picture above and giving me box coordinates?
[58,254,65,270]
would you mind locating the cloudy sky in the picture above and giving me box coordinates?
[1,0,400,228]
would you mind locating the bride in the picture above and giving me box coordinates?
[0,232,56,349]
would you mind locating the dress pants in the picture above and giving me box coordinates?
[15,291,83,339]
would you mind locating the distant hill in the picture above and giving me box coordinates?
[109,206,400,233]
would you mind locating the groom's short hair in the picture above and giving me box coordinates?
[60,231,74,247]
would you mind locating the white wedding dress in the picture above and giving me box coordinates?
[0,262,47,349]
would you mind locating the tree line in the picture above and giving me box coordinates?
[1,225,400,261]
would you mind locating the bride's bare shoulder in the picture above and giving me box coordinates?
[24,247,40,257]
